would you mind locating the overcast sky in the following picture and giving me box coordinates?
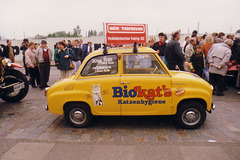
[0,0,239,39]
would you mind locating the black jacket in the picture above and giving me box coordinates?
[0,47,2,57]
[152,42,166,56]
[165,39,185,64]
[71,47,82,61]
[190,52,205,69]
[20,44,28,56]
[232,39,240,64]
[237,42,240,64]
[2,45,11,58]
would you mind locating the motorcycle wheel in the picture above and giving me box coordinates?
[1,69,29,102]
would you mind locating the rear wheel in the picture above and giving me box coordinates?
[176,101,206,129]
[64,103,92,128]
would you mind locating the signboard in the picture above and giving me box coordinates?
[104,23,148,45]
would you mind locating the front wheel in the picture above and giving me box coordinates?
[1,69,29,102]
[176,101,206,129]
[64,103,92,128]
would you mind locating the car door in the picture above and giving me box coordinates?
[119,53,172,115]
[78,54,121,115]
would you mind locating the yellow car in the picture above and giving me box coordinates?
[45,45,215,129]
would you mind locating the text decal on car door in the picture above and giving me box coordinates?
[112,85,172,100]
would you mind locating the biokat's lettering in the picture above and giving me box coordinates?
[112,85,172,100]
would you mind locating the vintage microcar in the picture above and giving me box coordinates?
[45,45,215,129]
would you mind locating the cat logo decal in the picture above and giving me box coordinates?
[92,84,104,106]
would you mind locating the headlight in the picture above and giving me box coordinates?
[211,85,214,90]
[2,58,12,67]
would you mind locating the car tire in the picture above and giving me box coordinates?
[64,103,92,128]
[176,101,206,129]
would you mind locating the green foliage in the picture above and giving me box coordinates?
[47,31,68,37]
[73,25,81,37]
[236,29,240,33]
[36,25,82,38]
[35,26,104,38]
[35,34,47,39]
[87,30,97,37]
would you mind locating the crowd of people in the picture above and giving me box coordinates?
[150,30,240,96]
[0,31,240,96]
[0,38,93,90]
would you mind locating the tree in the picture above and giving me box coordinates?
[87,30,97,37]
[47,31,69,37]
[35,25,83,38]
[98,31,104,36]
[73,25,82,37]
[236,29,240,33]
[35,34,47,39]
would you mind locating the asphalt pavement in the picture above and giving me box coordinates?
[0,66,240,160]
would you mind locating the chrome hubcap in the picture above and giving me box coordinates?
[182,108,201,126]
[73,111,83,119]
[69,108,86,125]
[186,111,196,120]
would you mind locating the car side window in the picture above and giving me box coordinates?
[123,54,166,74]
[81,54,118,76]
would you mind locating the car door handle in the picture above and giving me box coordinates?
[121,82,131,84]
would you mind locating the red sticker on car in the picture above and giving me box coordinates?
[175,88,185,96]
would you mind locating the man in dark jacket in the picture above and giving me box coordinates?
[235,38,240,94]
[165,31,188,71]
[79,39,88,62]
[20,39,29,75]
[71,39,82,74]
[0,46,3,57]
[3,40,15,65]
[152,32,167,63]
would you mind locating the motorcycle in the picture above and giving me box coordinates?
[0,58,29,102]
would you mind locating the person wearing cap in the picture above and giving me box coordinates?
[165,30,188,71]
[36,40,53,90]
[208,39,233,96]
[218,32,225,39]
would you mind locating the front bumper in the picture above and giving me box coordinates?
[45,105,49,111]
[212,103,216,110]
[208,103,215,113]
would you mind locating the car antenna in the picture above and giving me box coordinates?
[133,42,138,53]
[103,44,108,55]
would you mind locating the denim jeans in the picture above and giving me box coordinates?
[203,59,209,81]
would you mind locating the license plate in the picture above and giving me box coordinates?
[13,83,25,91]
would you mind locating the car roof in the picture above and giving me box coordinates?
[90,46,156,57]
